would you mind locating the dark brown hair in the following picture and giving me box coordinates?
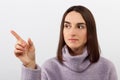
[57,5,100,64]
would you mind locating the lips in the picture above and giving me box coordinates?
[68,38,78,42]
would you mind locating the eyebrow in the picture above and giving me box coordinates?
[64,21,71,24]
[64,21,86,25]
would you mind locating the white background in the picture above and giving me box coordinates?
[0,0,120,80]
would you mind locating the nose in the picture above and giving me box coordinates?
[69,27,77,36]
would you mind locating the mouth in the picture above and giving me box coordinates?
[68,38,78,42]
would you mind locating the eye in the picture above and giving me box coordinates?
[77,24,86,29]
[64,23,71,29]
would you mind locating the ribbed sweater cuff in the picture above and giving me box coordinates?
[21,64,41,80]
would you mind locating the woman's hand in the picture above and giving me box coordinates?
[11,30,36,69]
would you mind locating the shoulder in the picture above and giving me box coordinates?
[41,57,61,70]
[98,57,118,79]
[97,57,116,70]
[91,56,117,77]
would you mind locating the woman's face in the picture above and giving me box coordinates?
[63,11,87,50]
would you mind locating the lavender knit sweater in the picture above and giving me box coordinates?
[21,46,118,80]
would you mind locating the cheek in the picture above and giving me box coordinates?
[83,32,87,42]
[63,31,66,40]
[63,34,67,41]
[80,31,87,41]
[63,30,67,38]
[63,31,68,43]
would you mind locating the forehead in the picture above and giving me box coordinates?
[65,11,85,23]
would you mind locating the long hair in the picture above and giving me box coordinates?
[57,5,100,64]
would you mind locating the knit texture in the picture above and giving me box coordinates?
[22,46,118,80]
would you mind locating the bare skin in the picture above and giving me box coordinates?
[63,11,87,56]
[11,30,36,69]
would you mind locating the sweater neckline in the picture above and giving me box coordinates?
[62,45,91,72]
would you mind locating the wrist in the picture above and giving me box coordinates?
[24,61,36,69]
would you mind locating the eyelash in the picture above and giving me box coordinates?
[77,25,85,29]
[64,24,71,28]
[64,24,86,29]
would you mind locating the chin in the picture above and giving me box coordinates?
[67,43,85,50]
[68,45,79,49]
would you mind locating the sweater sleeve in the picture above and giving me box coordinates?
[109,63,118,80]
[21,64,48,80]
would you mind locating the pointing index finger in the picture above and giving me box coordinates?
[11,30,23,41]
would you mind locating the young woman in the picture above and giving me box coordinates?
[11,5,118,80]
